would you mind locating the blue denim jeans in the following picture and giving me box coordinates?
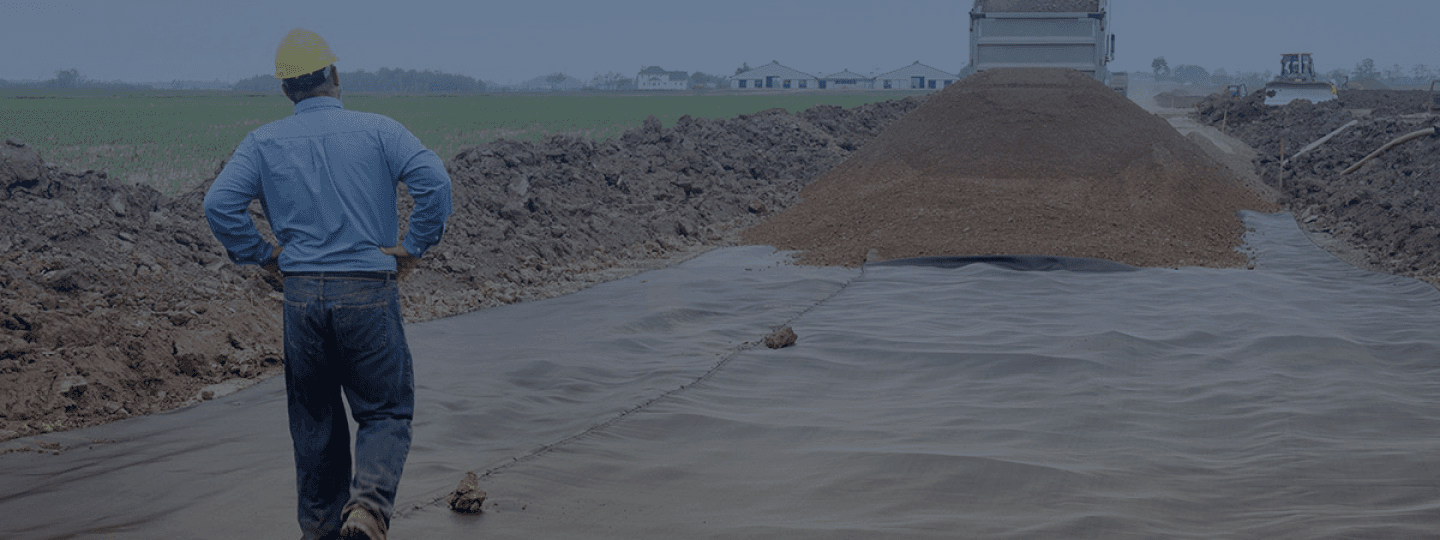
[282,273,413,540]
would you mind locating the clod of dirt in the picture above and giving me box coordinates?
[764,326,797,349]
[447,471,488,514]
[743,68,1275,268]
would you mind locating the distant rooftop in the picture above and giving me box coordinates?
[734,61,817,80]
[874,61,957,80]
[823,69,870,80]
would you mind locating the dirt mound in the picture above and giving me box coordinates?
[0,99,922,441]
[1198,89,1430,130]
[1,138,284,439]
[1197,93,1356,156]
[1196,90,1440,280]
[1344,78,1391,91]
[1339,89,1428,117]
[742,68,1274,267]
[1154,89,1214,109]
[1194,91,1273,127]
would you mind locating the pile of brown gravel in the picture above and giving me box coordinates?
[742,68,1276,267]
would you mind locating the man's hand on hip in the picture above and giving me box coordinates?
[263,245,284,280]
[259,245,284,292]
[380,245,418,281]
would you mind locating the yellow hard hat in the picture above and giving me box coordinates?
[274,28,337,79]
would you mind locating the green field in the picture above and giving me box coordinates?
[0,89,910,194]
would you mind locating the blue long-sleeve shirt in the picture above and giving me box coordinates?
[204,97,452,272]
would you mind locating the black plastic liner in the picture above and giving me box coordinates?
[12,214,1440,539]
[870,255,1140,272]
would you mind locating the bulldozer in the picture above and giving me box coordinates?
[1263,53,1338,106]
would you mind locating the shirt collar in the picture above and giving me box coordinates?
[293,96,343,115]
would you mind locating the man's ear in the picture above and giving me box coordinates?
[330,66,340,87]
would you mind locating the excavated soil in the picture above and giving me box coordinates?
[1,142,285,438]
[742,68,1276,267]
[0,99,922,441]
[1195,90,1440,281]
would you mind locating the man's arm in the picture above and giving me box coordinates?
[204,136,278,267]
[388,129,453,259]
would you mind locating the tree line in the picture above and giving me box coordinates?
[1150,56,1440,88]
[0,69,153,90]
[1,67,734,93]
[232,67,488,94]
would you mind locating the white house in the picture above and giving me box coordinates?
[637,66,689,90]
[874,61,959,91]
[819,69,873,90]
[731,61,818,90]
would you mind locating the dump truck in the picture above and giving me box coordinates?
[1262,53,1337,106]
[968,0,1124,95]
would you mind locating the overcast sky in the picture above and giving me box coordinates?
[1,0,1436,85]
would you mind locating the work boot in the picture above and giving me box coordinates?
[339,505,387,540]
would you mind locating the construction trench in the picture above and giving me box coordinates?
[5,69,1440,538]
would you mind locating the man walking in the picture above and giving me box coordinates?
[203,28,452,540]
